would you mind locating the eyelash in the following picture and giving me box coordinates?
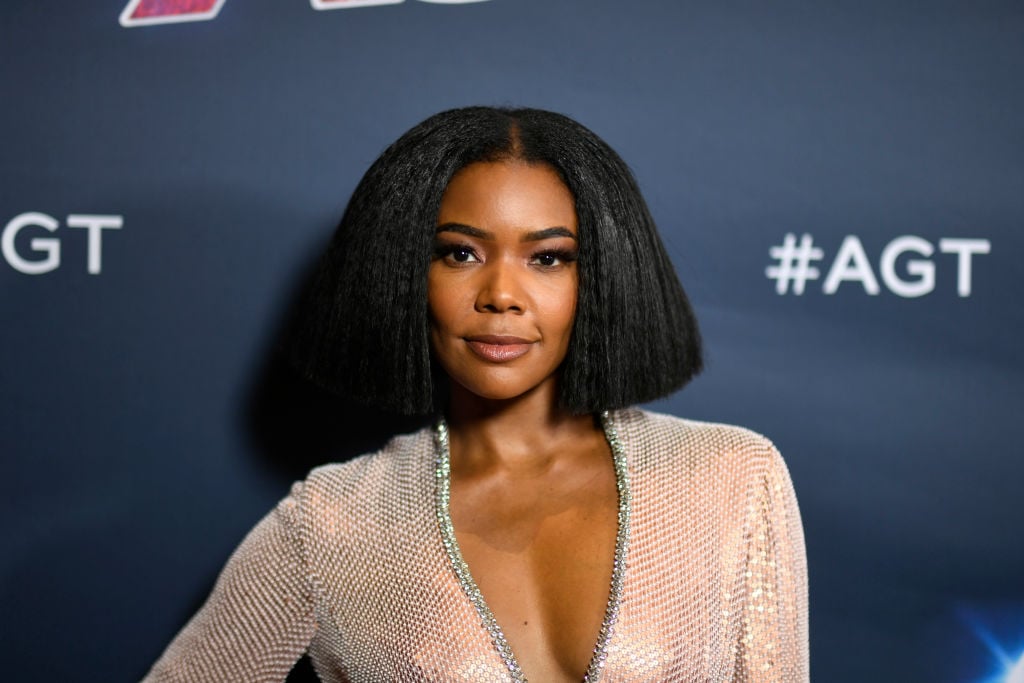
[433,243,479,264]
[530,249,578,268]
[432,243,578,269]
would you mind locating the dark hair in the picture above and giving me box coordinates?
[289,106,702,415]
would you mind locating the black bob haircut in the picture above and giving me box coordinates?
[289,106,703,415]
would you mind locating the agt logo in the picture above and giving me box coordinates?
[2,212,122,275]
[120,0,492,28]
[765,233,991,298]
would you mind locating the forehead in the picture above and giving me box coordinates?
[437,161,578,232]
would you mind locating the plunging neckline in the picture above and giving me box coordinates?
[433,411,632,683]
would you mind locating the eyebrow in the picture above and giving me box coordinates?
[436,222,577,242]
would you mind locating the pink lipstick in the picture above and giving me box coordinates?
[465,335,533,362]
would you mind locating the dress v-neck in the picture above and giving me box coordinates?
[433,411,632,683]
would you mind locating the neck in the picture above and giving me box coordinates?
[443,380,602,475]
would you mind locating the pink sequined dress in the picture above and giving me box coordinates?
[143,409,808,682]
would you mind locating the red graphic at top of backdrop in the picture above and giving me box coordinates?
[119,0,225,26]
[120,0,492,26]
[310,0,405,8]
[130,0,219,17]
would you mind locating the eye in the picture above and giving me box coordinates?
[433,242,481,266]
[451,247,476,263]
[530,249,577,268]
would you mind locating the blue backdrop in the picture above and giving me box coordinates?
[2,1,1022,681]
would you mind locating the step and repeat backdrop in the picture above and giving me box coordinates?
[2,1,1021,681]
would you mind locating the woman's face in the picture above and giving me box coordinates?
[428,160,579,405]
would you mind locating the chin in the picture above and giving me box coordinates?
[448,372,560,406]
[458,384,532,403]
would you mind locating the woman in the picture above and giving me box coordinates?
[143,107,808,682]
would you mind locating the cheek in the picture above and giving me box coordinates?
[544,277,578,338]
[426,271,451,328]
[427,272,470,348]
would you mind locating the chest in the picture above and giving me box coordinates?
[446,463,620,681]
[301,420,768,681]
[304,466,749,683]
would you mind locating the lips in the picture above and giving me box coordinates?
[464,335,534,362]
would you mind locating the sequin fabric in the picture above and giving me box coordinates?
[433,412,631,683]
[142,409,808,682]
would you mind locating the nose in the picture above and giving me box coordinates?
[474,259,524,314]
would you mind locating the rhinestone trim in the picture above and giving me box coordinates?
[434,411,631,683]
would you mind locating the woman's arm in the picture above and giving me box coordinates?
[736,445,809,682]
[142,485,316,683]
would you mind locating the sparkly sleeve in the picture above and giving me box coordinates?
[736,444,809,682]
[142,484,316,683]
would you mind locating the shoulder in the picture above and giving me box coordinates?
[610,407,793,498]
[612,407,781,467]
[612,408,801,535]
[278,425,436,530]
